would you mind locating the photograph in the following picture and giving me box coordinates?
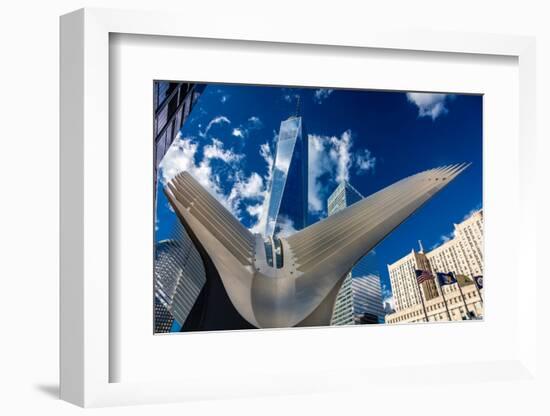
[153,81,483,333]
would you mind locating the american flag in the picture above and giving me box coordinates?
[415,269,434,284]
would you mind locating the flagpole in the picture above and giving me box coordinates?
[414,273,429,323]
[454,272,471,320]
[435,274,452,321]
[474,276,484,304]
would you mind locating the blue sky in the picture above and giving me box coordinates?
[156,83,482,306]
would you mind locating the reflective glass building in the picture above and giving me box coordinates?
[154,222,206,333]
[154,81,205,196]
[264,116,308,237]
[153,81,206,333]
[328,181,384,325]
[351,261,385,324]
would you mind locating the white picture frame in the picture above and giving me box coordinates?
[60,7,538,408]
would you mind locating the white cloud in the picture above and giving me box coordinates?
[355,149,376,174]
[159,134,199,183]
[227,117,264,140]
[248,116,263,129]
[203,138,242,163]
[313,88,334,104]
[200,115,231,137]
[308,130,376,214]
[462,204,482,221]
[246,142,275,234]
[260,142,274,171]
[283,92,300,103]
[275,215,297,238]
[431,230,455,250]
[161,136,274,234]
[308,134,333,213]
[329,130,353,183]
[228,172,264,204]
[406,93,451,120]
[160,134,248,218]
[232,128,244,138]
[246,203,264,218]
[247,203,265,234]
[309,130,353,214]
[309,130,352,213]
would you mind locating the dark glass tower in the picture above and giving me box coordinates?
[153,81,205,194]
[153,81,205,332]
[264,115,308,237]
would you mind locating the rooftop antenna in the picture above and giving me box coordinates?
[418,240,425,253]
[295,94,301,117]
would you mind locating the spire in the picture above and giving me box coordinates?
[295,94,301,117]
[418,240,425,253]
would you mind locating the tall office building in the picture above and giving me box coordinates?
[154,223,206,332]
[154,298,175,333]
[352,271,385,324]
[385,282,483,324]
[328,181,384,325]
[387,210,483,315]
[264,115,308,237]
[387,249,439,312]
[153,81,205,333]
[426,210,484,277]
[154,81,205,192]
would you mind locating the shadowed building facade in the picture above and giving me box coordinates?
[154,81,205,190]
[166,164,468,330]
[153,81,206,332]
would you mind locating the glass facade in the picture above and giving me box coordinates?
[264,116,308,238]
[351,270,385,324]
[154,222,206,332]
[153,81,206,333]
[153,81,205,194]
[328,181,385,324]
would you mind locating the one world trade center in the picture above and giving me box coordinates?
[263,113,308,238]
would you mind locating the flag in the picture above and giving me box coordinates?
[436,272,457,286]
[415,269,434,284]
[456,274,474,287]
[473,275,483,289]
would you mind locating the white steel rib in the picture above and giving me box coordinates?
[164,164,469,328]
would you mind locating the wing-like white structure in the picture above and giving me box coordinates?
[165,164,469,328]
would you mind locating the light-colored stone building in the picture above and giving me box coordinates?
[385,282,483,323]
[427,210,483,278]
[387,249,439,312]
[386,210,484,323]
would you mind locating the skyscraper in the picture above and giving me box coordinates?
[153,81,206,333]
[426,210,483,277]
[154,81,205,191]
[264,115,308,237]
[154,223,206,332]
[351,253,385,324]
[327,181,384,325]
[352,274,385,324]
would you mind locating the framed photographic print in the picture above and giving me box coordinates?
[60,7,538,408]
[152,81,484,334]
